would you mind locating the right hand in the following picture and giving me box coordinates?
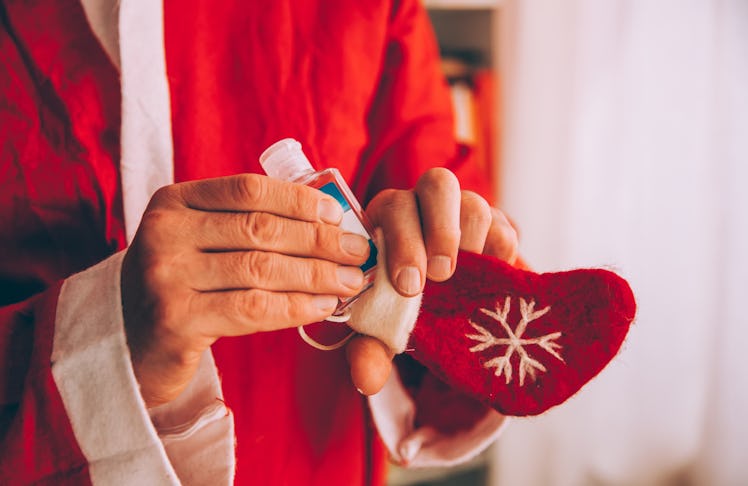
[121,174,371,407]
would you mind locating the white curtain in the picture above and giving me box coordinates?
[490,1,748,485]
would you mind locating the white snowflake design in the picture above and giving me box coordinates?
[466,297,564,386]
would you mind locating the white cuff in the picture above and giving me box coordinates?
[348,229,421,354]
[51,251,234,485]
[150,351,235,485]
[368,369,508,468]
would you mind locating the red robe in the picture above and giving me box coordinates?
[0,0,496,484]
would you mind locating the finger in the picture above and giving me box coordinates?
[367,189,426,296]
[194,289,339,337]
[346,336,393,395]
[191,211,370,265]
[415,168,461,281]
[161,174,344,224]
[484,208,520,264]
[191,251,365,296]
[459,191,492,253]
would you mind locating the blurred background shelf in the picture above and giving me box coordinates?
[387,449,492,486]
[425,0,504,202]
[427,4,498,68]
[424,0,502,10]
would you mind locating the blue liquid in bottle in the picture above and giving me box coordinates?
[259,138,377,316]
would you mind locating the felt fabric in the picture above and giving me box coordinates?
[408,251,636,416]
[348,236,635,418]
[368,368,508,468]
[349,230,423,354]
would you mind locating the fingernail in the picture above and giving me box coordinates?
[318,198,343,224]
[341,233,370,257]
[356,387,365,395]
[427,255,453,281]
[313,295,338,312]
[337,266,364,289]
[395,266,421,296]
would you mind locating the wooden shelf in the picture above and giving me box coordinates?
[427,8,497,68]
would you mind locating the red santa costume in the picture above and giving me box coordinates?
[0,0,507,484]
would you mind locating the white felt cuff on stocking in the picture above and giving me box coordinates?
[348,230,422,354]
[369,370,509,468]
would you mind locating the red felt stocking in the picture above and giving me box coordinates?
[348,240,636,416]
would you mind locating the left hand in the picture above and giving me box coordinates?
[345,168,519,394]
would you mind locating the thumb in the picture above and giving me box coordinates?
[345,335,394,395]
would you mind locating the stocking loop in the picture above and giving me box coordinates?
[297,308,355,351]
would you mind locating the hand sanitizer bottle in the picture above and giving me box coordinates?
[260,138,377,316]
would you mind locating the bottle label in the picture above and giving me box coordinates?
[319,182,377,272]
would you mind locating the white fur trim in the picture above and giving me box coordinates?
[150,352,235,485]
[118,0,175,242]
[52,252,234,485]
[52,251,180,484]
[368,369,509,468]
[348,230,422,354]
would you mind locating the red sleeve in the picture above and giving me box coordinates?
[352,0,493,205]
[0,3,109,481]
[1,250,229,484]
[0,287,93,484]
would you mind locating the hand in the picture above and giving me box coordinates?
[121,174,371,407]
[346,168,519,395]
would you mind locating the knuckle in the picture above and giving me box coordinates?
[380,189,413,213]
[144,257,175,287]
[417,167,459,192]
[367,189,413,226]
[368,188,399,210]
[137,208,190,248]
[284,294,311,322]
[234,174,266,207]
[461,191,492,226]
[140,207,172,230]
[243,251,274,285]
[149,187,168,207]
[149,185,178,207]
[378,188,400,200]
[307,260,329,288]
[237,289,270,322]
[289,184,317,216]
[492,209,518,242]
[311,223,337,252]
[244,212,281,245]
[500,222,520,250]
[367,189,417,227]
[490,218,519,256]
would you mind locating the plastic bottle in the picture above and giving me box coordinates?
[259,138,377,317]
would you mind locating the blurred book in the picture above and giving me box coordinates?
[441,51,501,202]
